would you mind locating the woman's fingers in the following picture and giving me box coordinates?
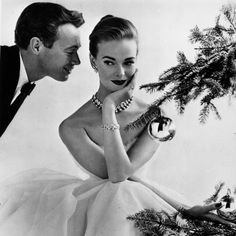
[127,69,138,96]
[201,212,236,227]
[186,203,223,217]
[202,202,223,212]
[104,69,138,107]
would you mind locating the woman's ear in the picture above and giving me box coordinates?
[29,37,43,55]
[89,53,98,73]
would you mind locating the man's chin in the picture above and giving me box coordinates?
[53,75,69,82]
[62,75,69,81]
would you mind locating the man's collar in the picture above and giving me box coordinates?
[18,51,30,89]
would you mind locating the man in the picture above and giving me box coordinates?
[0,2,84,137]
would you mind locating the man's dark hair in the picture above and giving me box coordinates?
[15,2,85,49]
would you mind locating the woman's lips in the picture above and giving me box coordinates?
[111,80,127,85]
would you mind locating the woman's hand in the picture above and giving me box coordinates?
[103,69,138,111]
[185,203,223,217]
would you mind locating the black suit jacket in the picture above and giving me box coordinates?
[0,45,21,136]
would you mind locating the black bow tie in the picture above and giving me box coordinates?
[11,81,36,118]
[20,82,36,96]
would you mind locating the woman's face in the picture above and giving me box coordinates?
[93,39,138,91]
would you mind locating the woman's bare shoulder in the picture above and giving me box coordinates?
[59,100,98,137]
[132,97,166,120]
[132,96,149,113]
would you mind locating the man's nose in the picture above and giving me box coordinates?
[72,52,81,65]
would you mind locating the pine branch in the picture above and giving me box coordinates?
[194,46,227,50]
[191,85,204,100]
[125,104,161,130]
[127,208,236,236]
[221,4,236,32]
[203,78,225,94]
[209,102,222,120]
[139,81,168,93]
[204,182,225,205]
[199,102,211,123]
[177,51,189,64]
[138,3,236,124]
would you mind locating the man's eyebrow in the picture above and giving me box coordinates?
[65,45,79,50]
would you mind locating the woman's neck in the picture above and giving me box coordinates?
[96,85,112,102]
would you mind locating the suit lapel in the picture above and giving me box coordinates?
[0,45,20,136]
[2,45,20,106]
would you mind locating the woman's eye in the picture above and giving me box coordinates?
[125,61,135,66]
[104,61,114,66]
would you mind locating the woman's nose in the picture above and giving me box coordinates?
[115,65,125,77]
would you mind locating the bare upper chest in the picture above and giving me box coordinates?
[84,112,144,148]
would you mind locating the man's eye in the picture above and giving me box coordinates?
[67,51,75,56]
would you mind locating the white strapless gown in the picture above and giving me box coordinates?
[0,158,191,236]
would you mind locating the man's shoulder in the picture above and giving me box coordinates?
[0,45,21,102]
[1,45,20,66]
[1,45,19,54]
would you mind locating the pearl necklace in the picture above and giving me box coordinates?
[91,93,133,113]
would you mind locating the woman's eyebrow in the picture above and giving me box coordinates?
[124,57,135,61]
[102,56,135,61]
[102,56,115,60]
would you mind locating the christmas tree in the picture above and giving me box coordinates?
[127,183,236,235]
[129,3,236,129]
[126,4,236,235]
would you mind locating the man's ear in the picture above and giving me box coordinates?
[89,53,98,72]
[29,37,43,55]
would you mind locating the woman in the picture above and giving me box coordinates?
[60,14,158,184]
[0,15,234,236]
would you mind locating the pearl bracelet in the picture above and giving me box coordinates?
[101,123,120,131]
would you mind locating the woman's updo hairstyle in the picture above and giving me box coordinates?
[89,15,138,58]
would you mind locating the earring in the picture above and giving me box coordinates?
[93,65,98,73]
[91,62,98,73]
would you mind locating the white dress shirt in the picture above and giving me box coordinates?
[11,52,29,104]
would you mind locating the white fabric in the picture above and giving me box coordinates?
[0,157,191,236]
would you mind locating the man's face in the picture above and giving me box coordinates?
[39,23,81,81]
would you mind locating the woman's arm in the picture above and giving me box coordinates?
[59,120,109,179]
[102,99,159,182]
[60,73,159,182]
[59,107,159,182]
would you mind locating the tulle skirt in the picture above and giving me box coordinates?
[0,168,190,236]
